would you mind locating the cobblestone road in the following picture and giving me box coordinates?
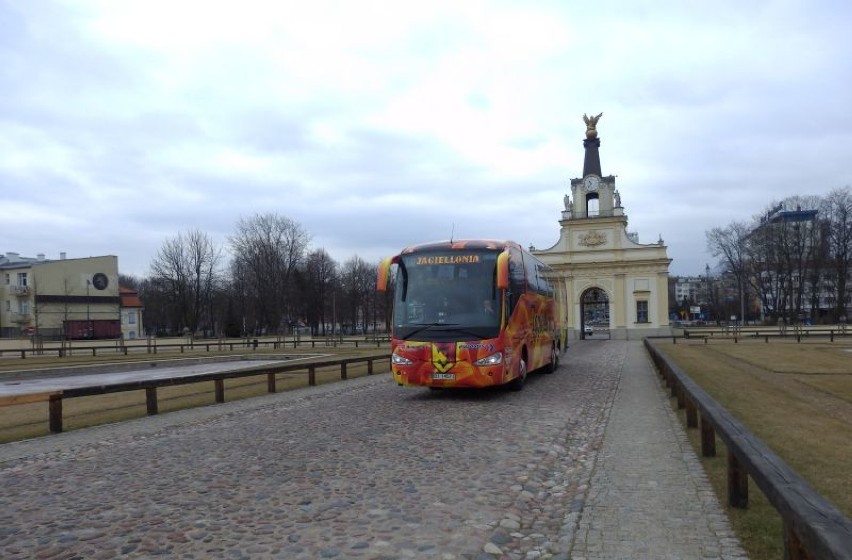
[0,341,744,559]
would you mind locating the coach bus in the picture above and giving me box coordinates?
[377,239,561,390]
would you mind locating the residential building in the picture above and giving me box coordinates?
[120,286,145,339]
[747,205,848,322]
[0,252,121,339]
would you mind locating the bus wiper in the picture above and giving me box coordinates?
[401,323,456,340]
[430,326,483,340]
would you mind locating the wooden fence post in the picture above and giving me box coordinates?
[146,387,158,415]
[214,379,225,403]
[685,399,698,428]
[783,524,809,560]
[267,373,276,393]
[308,366,316,386]
[341,362,348,380]
[728,452,749,508]
[368,359,374,375]
[49,395,63,433]
[700,414,716,457]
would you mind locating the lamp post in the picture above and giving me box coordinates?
[705,264,711,323]
[739,276,746,329]
[86,278,91,338]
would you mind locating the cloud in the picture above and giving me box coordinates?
[2,0,852,279]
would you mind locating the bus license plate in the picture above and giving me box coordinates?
[431,373,455,380]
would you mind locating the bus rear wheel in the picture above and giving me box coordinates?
[508,358,527,391]
[543,345,558,374]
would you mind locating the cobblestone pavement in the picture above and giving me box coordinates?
[0,341,744,559]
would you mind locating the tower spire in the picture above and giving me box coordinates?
[582,112,603,177]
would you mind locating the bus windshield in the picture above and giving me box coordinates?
[393,249,501,341]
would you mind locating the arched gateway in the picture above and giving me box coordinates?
[581,287,610,339]
[533,115,672,341]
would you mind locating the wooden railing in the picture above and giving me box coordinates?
[0,354,391,435]
[0,336,391,359]
[644,339,852,559]
[678,327,850,344]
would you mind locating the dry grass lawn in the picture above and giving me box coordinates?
[652,338,852,560]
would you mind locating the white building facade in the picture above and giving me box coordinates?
[534,116,672,340]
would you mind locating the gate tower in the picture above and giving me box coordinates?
[534,114,672,340]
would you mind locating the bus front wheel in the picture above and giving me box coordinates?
[508,358,527,391]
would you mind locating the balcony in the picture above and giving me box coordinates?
[12,313,31,323]
[10,285,29,297]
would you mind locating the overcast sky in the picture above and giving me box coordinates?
[2,0,851,277]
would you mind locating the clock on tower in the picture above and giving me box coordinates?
[582,175,600,192]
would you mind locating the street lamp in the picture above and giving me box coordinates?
[705,264,714,323]
[86,278,91,338]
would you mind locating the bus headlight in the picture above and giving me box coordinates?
[392,353,413,365]
[474,352,503,366]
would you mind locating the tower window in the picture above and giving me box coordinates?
[586,193,600,217]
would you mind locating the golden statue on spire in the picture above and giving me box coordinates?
[583,112,603,139]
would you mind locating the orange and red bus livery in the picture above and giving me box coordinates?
[377,239,561,390]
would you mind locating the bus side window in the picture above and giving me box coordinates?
[537,263,554,297]
[523,252,540,295]
[507,248,525,316]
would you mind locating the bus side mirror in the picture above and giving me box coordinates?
[496,251,509,290]
[377,257,394,292]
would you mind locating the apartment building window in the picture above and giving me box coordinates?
[128,311,137,325]
[4,300,9,312]
[17,272,28,287]
[636,300,649,323]
[18,301,29,314]
[4,274,8,285]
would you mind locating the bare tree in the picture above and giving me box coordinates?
[229,213,310,334]
[738,197,826,323]
[706,221,750,323]
[746,211,788,321]
[137,276,170,336]
[339,256,375,334]
[301,249,338,336]
[149,229,223,335]
[118,274,140,290]
[822,186,852,321]
[774,196,823,321]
